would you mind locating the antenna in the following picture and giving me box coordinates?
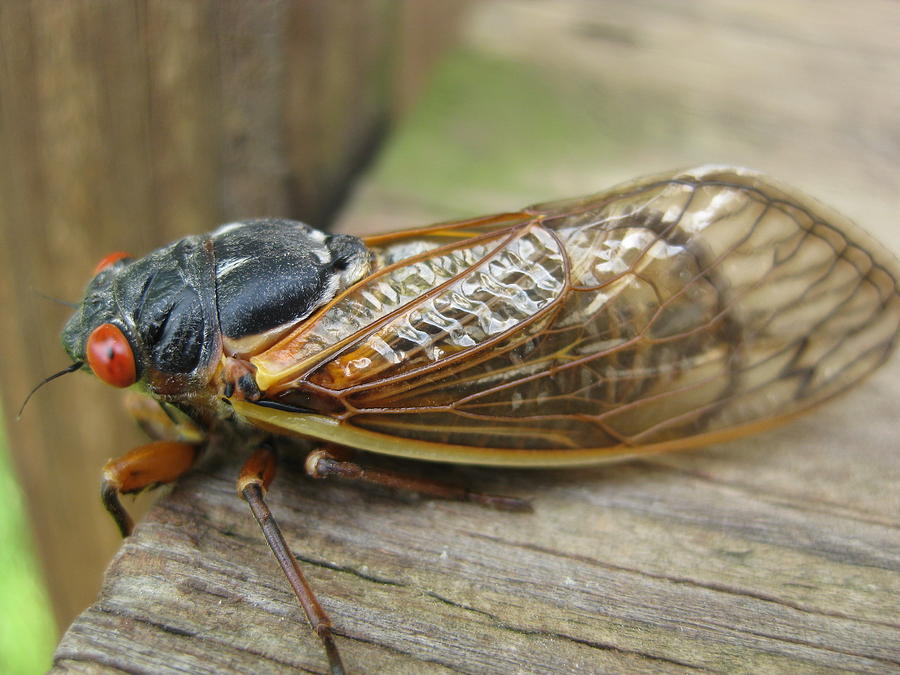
[17,362,84,419]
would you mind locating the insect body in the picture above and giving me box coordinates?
[58,166,900,673]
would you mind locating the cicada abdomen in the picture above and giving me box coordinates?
[244,166,899,464]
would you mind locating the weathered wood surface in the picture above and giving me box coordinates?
[52,374,899,673]
[0,0,461,633]
[35,0,900,672]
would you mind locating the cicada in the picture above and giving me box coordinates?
[47,166,900,673]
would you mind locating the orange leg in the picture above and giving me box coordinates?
[238,446,345,675]
[101,441,200,537]
[305,447,532,512]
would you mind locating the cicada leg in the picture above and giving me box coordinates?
[305,447,533,512]
[122,391,204,443]
[238,446,345,675]
[101,441,200,537]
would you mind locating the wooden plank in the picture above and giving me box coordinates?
[0,0,462,633]
[51,375,899,672]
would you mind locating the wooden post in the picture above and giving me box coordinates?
[0,0,462,633]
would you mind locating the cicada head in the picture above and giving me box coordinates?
[63,255,142,390]
[62,230,230,402]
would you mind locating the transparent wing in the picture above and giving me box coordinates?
[248,166,900,460]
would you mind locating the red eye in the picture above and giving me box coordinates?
[92,251,131,276]
[86,323,137,388]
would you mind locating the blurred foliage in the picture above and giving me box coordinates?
[369,48,649,216]
[0,411,56,674]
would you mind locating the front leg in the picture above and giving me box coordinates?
[101,441,200,537]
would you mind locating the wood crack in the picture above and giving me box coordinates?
[336,632,468,673]
[292,552,408,587]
